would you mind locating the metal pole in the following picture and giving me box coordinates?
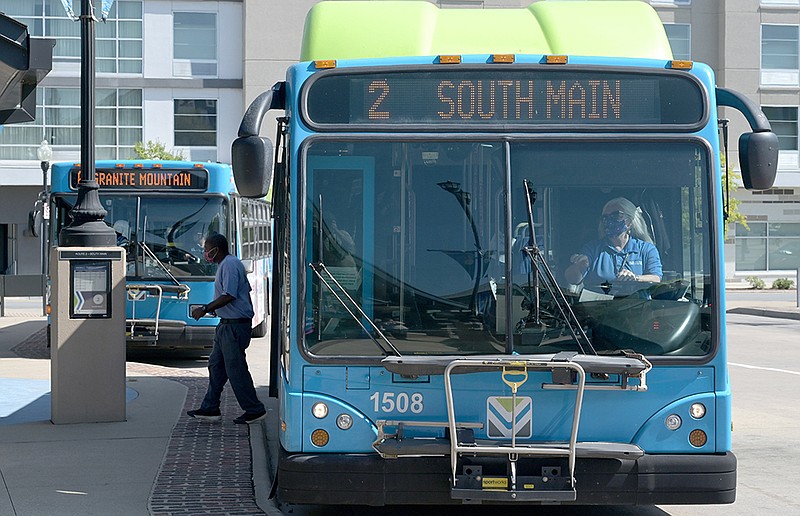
[58,0,115,247]
[797,268,799,308]
[41,161,48,275]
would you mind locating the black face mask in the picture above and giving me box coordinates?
[602,212,630,238]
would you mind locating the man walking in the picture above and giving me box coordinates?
[187,233,266,424]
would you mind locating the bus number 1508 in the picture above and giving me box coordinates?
[370,392,424,414]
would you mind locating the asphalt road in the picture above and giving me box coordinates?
[727,288,798,304]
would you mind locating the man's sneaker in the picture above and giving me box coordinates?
[187,408,221,422]
[233,410,267,424]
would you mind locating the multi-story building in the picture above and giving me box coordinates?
[4,1,799,283]
[0,0,243,274]
[649,0,800,283]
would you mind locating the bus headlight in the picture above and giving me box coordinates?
[690,403,706,419]
[312,402,328,419]
[665,414,682,431]
[336,413,353,430]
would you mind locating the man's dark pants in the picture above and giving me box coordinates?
[199,320,265,414]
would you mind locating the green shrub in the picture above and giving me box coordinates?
[746,276,766,289]
[133,140,185,160]
[772,278,795,290]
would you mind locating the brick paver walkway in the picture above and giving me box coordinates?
[12,329,265,515]
[148,378,264,515]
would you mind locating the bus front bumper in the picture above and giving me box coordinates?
[276,451,736,506]
[126,320,216,351]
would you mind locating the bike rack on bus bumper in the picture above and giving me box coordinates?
[127,283,190,343]
[375,353,651,503]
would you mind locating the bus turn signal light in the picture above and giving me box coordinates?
[438,55,461,64]
[668,60,693,70]
[545,55,568,64]
[314,60,337,69]
[689,429,707,447]
[492,54,515,63]
[311,429,329,447]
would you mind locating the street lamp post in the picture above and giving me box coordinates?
[37,140,52,275]
[58,0,115,247]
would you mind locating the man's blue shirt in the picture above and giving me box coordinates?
[579,237,662,285]
[214,254,255,319]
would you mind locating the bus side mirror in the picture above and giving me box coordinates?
[232,135,273,198]
[28,209,41,237]
[716,87,778,191]
[27,199,44,237]
[739,131,778,190]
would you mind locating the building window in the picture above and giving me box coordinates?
[173,12,217,77]
[664,23,691,60]
[174,99,217,162]
[762,106,799,169]
[762,0,800,7]
[761,24,800,86]
[736,222,800,271]
[0,88,142,160]
[7,0,143,74]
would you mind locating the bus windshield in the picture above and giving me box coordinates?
[54,195,228,279]
[303,139,712,358]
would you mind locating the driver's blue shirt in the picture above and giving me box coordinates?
[578,237,662,285]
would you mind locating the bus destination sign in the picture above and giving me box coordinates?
[69,167,209,192]
[304,68,704,129]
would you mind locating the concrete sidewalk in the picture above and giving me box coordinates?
[0,314,188,516]
[0,291,798,516]
[725,285,800,321]
[0,310,269,516]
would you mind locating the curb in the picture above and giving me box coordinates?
[251,395,282,515]
[727,307,800,321]
[250,420,281,515]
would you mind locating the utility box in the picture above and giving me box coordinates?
[50,247,126,424]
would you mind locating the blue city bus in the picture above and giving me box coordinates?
[232,1,778,506]
[47,160,271,352]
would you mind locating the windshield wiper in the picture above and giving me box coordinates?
[519,179,596,355]
[309,262,401,357]
[138,241,182,287]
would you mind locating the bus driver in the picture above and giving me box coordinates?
[564,197,662,287]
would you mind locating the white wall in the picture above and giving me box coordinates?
[142,88,241,163]
[145,0,243,80]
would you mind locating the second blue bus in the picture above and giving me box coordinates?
[47,160,271,353]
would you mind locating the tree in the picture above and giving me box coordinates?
[721,157,747,239]
[133,140,186,161]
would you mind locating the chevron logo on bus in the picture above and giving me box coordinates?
[486,396,532,439]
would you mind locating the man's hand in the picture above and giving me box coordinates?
[191,306,206,321]
[616,269,638,281]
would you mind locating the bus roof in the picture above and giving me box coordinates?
[300,0,673,62]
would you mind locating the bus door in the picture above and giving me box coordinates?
[305,155,375,343]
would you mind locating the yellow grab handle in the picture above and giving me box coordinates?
[502,366,528,394]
